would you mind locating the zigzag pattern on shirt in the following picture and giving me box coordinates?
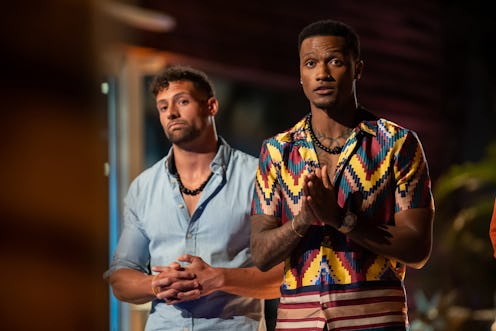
[252,115,433,290]
[254,125,318,219]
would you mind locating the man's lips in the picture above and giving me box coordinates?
[313,85,334,94]
[167,121,186,130]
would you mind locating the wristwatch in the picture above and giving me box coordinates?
[337,211,357,234]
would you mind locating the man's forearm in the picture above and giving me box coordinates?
[108,268,155,304]
[347,208,434,269]
[250,214,309,271]
[219,263,284,299]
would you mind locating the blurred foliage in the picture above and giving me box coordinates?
[410,142,496,331]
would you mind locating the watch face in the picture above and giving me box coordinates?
[339,211,357,234]
[344,213,356,226]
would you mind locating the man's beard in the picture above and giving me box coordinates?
[165,126,200,144]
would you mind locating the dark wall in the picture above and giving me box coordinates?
[0,1,108,330]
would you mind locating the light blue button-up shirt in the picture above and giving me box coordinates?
[106,139,263,331]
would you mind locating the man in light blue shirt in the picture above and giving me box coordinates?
[104,65,282,331]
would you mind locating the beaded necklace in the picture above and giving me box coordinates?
[307,114,349,155]
[175,172,213,196]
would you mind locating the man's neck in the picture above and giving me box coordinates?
[311,104,359,136]
[172,138,218,179]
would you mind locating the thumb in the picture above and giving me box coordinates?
[177,254,194,263]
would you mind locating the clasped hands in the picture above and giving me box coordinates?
[151,254,221,304]
[300,165,343,228]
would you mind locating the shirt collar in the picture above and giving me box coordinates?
[295,107,379,142]
[357,120,377,137]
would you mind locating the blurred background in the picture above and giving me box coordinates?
[1,0,495,330]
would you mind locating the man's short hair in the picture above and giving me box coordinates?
[150,65,215,98]
[298,19,361,59]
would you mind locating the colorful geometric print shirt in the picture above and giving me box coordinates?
[251,113,434,331]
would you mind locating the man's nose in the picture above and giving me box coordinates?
[316,64,333,81]
[166,104,179,119]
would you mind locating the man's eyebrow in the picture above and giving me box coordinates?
[157,91,191,104]
[300,51,316,58]
[172,92,190,102]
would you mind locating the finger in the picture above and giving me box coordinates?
[164,294,189,305]
[164,288,201,305]
[306,172,317,181]
[315,167,322,179]
[306,192,317,208]
[177,254,202,268]
[320,165,331,189]
[165,297,181,305]
[153,276,179,288]
[301,195,313,214]
[155,279,200,300]
[167,261,182,269]
[151,265,170,273]
[176,289,201,301]
[176,254,194,263]
[152,270,196,288]
[168,279,200,291]
[169,269,196,280]
[302,190,315,211]
[306,178,319,197]
[151,263,184,274]
[303,195,320,222]
[156,288,179,301]
[303,176,312,197]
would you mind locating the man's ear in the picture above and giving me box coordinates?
[354,60,364,80]
[207,97,219,116]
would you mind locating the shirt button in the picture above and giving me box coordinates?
[186,233,192,239]
[178,204,184,209]
[322,303,328,309]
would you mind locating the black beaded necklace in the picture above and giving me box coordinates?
[307,114,346,155]
[175,171,214,196]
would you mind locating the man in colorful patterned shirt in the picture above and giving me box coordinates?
[250,19,435,331]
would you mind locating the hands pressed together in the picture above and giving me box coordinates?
[296,165,433,268]
[298,165,345,229]
[151,254,222,304]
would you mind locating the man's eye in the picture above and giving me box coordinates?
[305,60,315,68]
[178,99,189,105]
[159,106,167,112]
[331,59,343,66]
